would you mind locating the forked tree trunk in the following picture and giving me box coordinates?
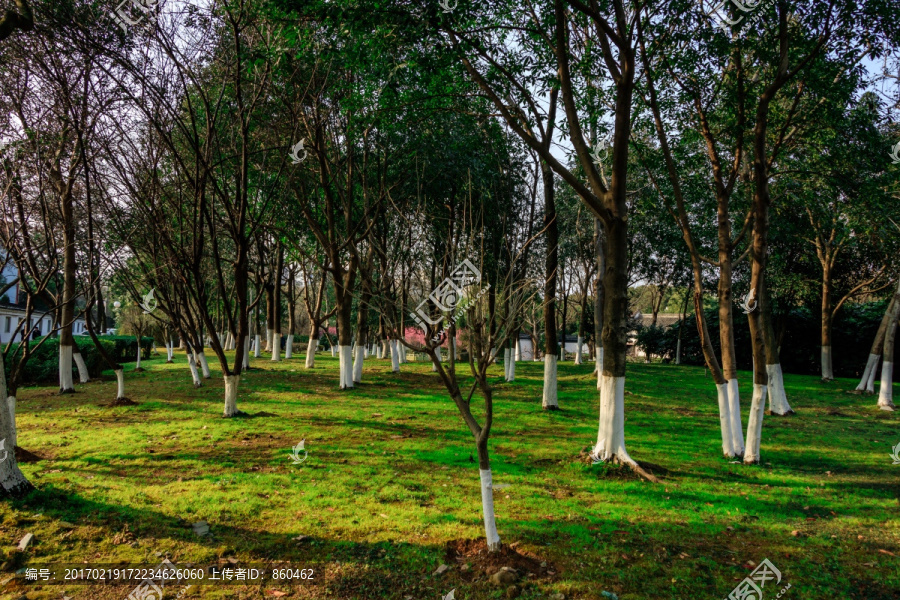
[859,294,896,392]
[877,293,900,411]
[187,351,202,387]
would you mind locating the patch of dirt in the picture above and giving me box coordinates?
[445,538,556,580]
[102,398,138,407]
[15,446,43,462]
[252,411,279,417]
[826,409,848,417]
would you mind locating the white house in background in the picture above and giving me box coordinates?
[0,251,87,345]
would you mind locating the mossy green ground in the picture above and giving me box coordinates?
[1,352,898,600]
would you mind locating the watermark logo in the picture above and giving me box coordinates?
[438,0,457,13]
[724,558,790,600]
[411,259,491,342]
[889,142,900,165]
[140,288,158,314]
[289,439,308,464]
[289,139,308,164]
[890,442,900,465]
[740,288,757,314]
[0,438,8,463]
[589,133,612,166]
[589,438,607,465]
[706,0,773,36]
[111,0,160,33]
[126,558,176,600]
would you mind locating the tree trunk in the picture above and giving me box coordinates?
[594,219,605,390]
[821,267,834,381]
[877,290,900,411]
[476,440,501,552]
[306,327,318,368]
[187,351,201,387]
[858,294,896,392]
[73,349,90,383]
[0,360,31,498]
[115,369,125,400]
[390,339,400,373]
[223,374,241,417]
[541,160,559,409]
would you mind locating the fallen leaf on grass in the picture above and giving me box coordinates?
[267,591,287,597]
[877,549,896,556]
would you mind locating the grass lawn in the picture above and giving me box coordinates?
[1,351,898,600]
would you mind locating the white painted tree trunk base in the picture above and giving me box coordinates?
[306,338,318,368]
[115,369,126,400]
[592,375,637,467]
[198,352,211,379]
[271,333,281,361]
[877,361,895,411]
[331,346,336,357]
[857,353,879,393]
[574,336,583,365]
[242,337,250,370]
[285,336,293,359]
[338,345,353,389]
[59,345,75,393]
[432,347,441,372]
[73,352,90,383]
[7,396,16,448]
[399,339,408,363]
[821,346,833,381]
[766,364,794,415]
[266,329,274,352]
[223,374,241,417]
[727,379,745,457]
[254,335,261,358]
[716,383,735,458]
[596,349,604,390]
[744,383,767,464]
[165,341,174,363]
[505,348,515,382]
[479,469,501,552]
[515,339,522,362]
[135,342,142,370]
[187,354,202,387]
[390,339,400,373]
[542,355,558,410]
[353,345,364,383]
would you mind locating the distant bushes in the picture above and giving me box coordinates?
[635,300,894,378]
[3,335,153,385]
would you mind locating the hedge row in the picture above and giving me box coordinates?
[3,336,154,385]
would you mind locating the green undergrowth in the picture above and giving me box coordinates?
[1,351,898,599]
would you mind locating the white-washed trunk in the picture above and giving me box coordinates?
[7,396,16,448]
[338,345,353,389]
[223,374,240,417]
[271,333,281,361]
[166,340,174,362]
[285,335,293,359]
[73,352,90,383]
[115,369,125,400]
[479,469,501,552]
[198,352,211,379]
[743,383,767,464]
[877,361,895,411]
[765,364,793,415]
[503,348,510,380]
[726,379,745,456]
[716,383,735,458]
[266,329,274,352]
[542,355,558,409]
[821,346,833,380]
[857,353,879,392]
[0,360,28,495]
[515,339,522,361]
[331,345,336,357]
[596,349,604,390]
[450,338,457,362]
[305,338,318,368]
[432,346,441,372]
[135,341,142,370]
[574,336,583,365]
[242,336,250,370]
[225,332,233,350]
[592,375,637,466]
[398,339,408,363]
[187,353,201,387]
[505,348,515,382]
[390,339,400,373]
[254,335,261,358]
[59,344,74,392]
[353,345,364,383]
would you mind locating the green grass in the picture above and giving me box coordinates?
[2,352,898,599]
